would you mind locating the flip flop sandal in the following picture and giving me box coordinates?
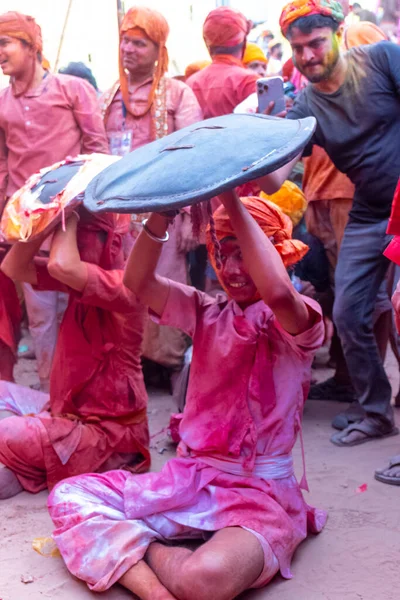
[331,420,399,447]
[331,402,366,431]
[375,455,400,486]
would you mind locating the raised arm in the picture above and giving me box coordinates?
[218,189,312,334]
[256,153,301,195]
[47,214,88,292]
[1,235,44,284]
[123,213,171,316]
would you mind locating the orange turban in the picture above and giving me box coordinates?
[184,60,211,80]
[206,196,309,277]
[243,42,268,66]
[343,22,387,49]
[203,7,251,50]
[0,11,43,96]
[280,0,344,37]
[119,6,169,118]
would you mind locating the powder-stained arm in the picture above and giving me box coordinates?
[47,215,88,292]
[123,213,171,317]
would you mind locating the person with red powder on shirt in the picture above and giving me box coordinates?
[0,11,109,391]
[186,6,259,118]
[46,182,326,599]
[0,209,150,499]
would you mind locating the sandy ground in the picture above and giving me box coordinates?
[1,347,400,600]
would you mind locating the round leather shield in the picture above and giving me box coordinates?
[84,113,316,214]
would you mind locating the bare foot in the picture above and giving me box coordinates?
[335,429,368,445]
[119,559,177,600]
[0,467,23,499]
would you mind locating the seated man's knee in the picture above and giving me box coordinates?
[176,552,229,600]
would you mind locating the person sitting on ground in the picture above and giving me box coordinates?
[0,209,150,499]
[48,189,326,600]
[243,41,268,77]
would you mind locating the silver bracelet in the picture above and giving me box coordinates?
[142,218,169,243]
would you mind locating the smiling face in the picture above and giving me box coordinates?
[218,237,258,305]
[288,26,340,83]
[120,33,159,77]
[0,35,34,78]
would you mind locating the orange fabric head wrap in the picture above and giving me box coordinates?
[243,42,268,66]
[184,60,211,80]
[343,22,387,49]
[203,7,251,50]
[0,11,43,96]
[119,6,169,118]
[279,0,344,37]
[206,196,309,295]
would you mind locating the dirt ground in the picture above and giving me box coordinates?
[1,347,399,600]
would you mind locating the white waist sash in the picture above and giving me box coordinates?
[192,453,294,480]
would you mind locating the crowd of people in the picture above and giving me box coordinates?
[0,1,399,598]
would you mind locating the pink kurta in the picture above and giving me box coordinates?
[0,263,150,491]
[48,282,326,592]
[0,73,109,199]
[103,77,203,152]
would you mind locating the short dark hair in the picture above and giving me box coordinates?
[286,14,340,38]
[209,41,245,56]
[59,62,98,91]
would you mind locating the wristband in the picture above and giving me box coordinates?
[142,218,169,243]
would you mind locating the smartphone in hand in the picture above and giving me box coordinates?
[257,77,285,116]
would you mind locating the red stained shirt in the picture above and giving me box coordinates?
[0,73,109,200]
[34,262,148,419]
[186,55,258,118]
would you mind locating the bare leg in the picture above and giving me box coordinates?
[0,466,23,499]
[147,527,266,600]
[119,559,177,600]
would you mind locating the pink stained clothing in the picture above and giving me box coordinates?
[0,262,150,491]
[0,73,109,199]
[48,281,327,592]
[186,54,259,118]
[103,77,203,152]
